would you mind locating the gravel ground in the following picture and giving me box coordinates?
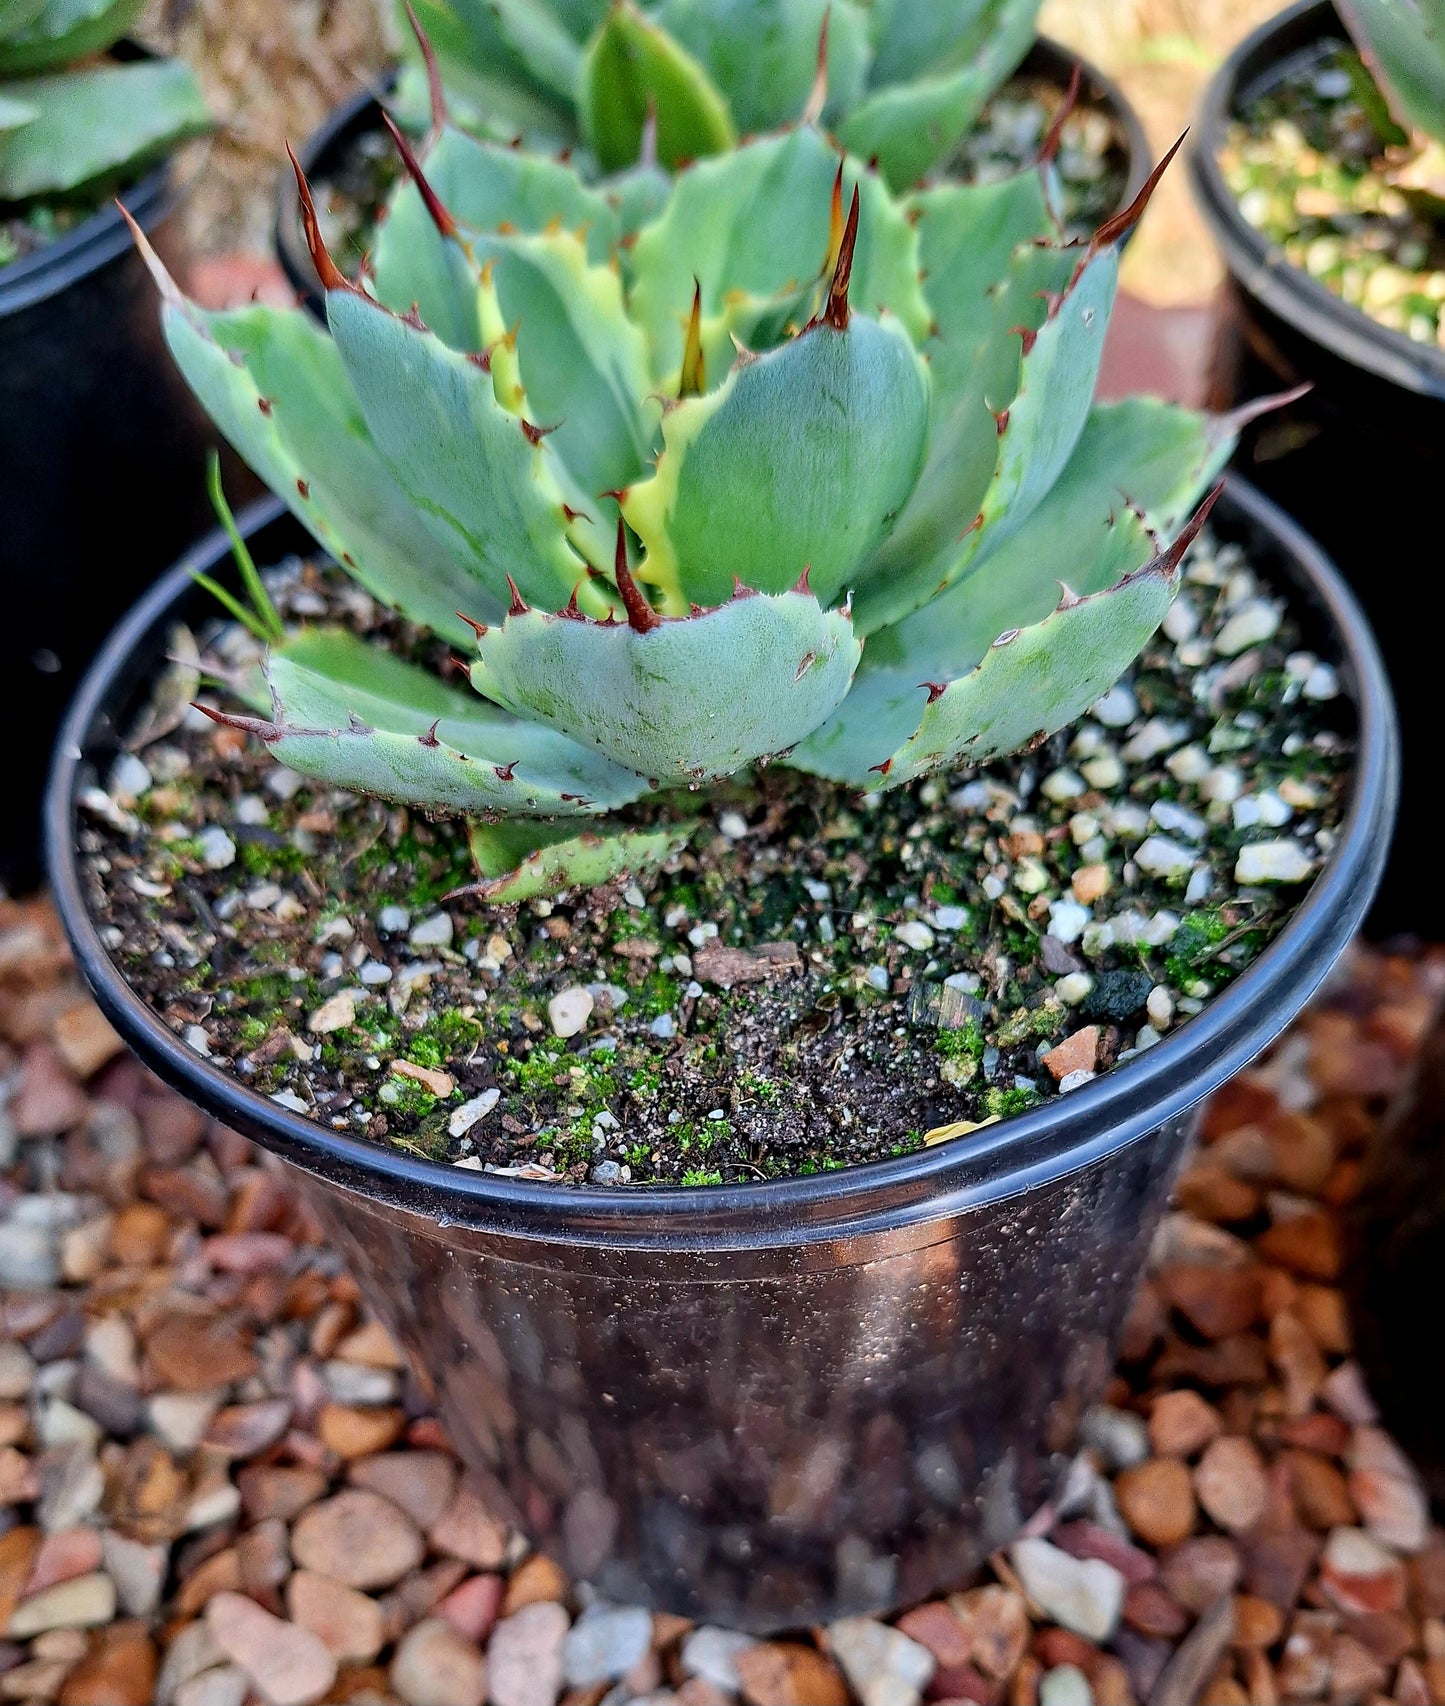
[2,895,1443,1704]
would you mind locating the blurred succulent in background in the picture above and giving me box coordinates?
[131,112,1248,899]
[0,0,209,211]
[395,0,1047,190]
[1335,0,1445,182]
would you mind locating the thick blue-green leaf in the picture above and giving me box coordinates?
[0,60,208,197]
[579,0,736,171]
[839,0,1040,189]
[624,314,929,610]
[865,564,1177,787]
[380,125,619,261]
[865,0,1042,85]
[465,817,697,901]
[251,629,649,817]
[152,282,493,646]
[471,586,862,779]
[399,0,575,139]
[854,242,1113,633]
[794,398,1230,782]
[0,91,34,131]
[0,0,50,45]
[325,286,586,614]
[0,0,142,73]
[653,0,870,133]
[627,127,930,382]
[852,214,1073,631]
[373,202,657,504]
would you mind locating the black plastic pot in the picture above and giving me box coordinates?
[1189,0,1441,936]
[47,477,1395,1630]
[275,40,1151,320]
[0,147,216,895]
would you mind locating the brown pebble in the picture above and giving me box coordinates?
[348,1450,457,1531]
[1255,1212,1342,1281]
[500,1552,569,1617]
[1124,1582,1189,1639]
[287,1569,386,1663]
[429,1484,509,1572]
[145,1312,257,1391]
[208,1589,338,1706]
[1240,1523,1320,1609]
[1040,1027,1100,1083]
[237,1463,329,1523]
[318,1403,406,1459]
[110,1202,171,1267]
[951,1585,1032,1681]
[440,1574,505,1644]
[1320,1529,1408,1615]
[735,1642,850,1706]
[391,1616,486,1706]
[292,1490,426,1591]
[1159,1264,1264,1340]
[1160,1537,1243,1616]
[56,1623,157,1706]
[897,1601,972,1668]
[52,1003,125,1081]
[1150,1391,1223,1459]
[1284,1451,1357,1531]
[1195,1437,1270,1534]
[1115,1458,1198,1549]
[1230,1595,1285,1651]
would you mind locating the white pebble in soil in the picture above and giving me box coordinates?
[548,987,594,1039]
[408,912,454,949]
[377,905,410,933]
[196,825,237,870]
[1048,901,1090,944]
[894,921,935,951]
[108,752,153,805]
[449,1089,501,1138]
[1134,836,1197,880]
[1234,790,1292,830]
[1214,600,1281,656]
[1236,840,1315,885]
[1091,684,1137,728]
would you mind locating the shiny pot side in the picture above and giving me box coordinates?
[0,146,217,894]
[273,38,1150,320]
[46,478,1396,1628]
[1188,0,1441,935]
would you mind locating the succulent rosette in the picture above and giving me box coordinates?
[397,0,1046,191]
[0,0,207,207]
[129,100,1260,898]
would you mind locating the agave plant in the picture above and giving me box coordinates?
[131,114,1255,900]
[396,0,1045,190]
[0,0,208,211]
[1335,0,1445,159]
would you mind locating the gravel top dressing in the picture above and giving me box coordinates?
[1220,39,1445,348]
[309,73,1129,278]
[78,527,1352,1187]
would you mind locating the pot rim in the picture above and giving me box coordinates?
[46,475,1397,1252]
[0,41,179,318]
[273,36,1152,315]
[1187,0,1445,401]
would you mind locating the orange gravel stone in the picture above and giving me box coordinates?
[1115,1459,1198,1549]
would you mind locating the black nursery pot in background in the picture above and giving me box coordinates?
[1189,0,1443,938]
[0,158,217,894]
[273,38,1151,321]
[47,478,1395,1630]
